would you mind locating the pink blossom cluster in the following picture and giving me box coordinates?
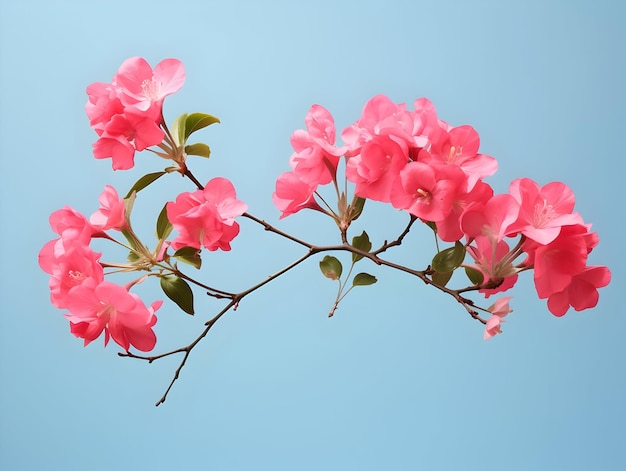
[39,187,161,351]
[166,177,248,251]
[273,95,611,327]
[86,57,185,170]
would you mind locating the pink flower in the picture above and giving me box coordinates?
[461,193,520,243]
[466,235,519,297]
[530,224,595,299]
[389,161,457,222]
[546,266,611,317]
[90,185,127,230]
[64,280,161,351]
[289,104,345,186]
[48,206,96,244]
[345,135,408,203]
[508,178,583,245]
[166,177,247,251]
[483,296,513,340]
[435,177,493,242]
[42,241,104,309]
[421,125,497,190]
[115,57,185,114]
[341,94,416,157]
[92,112,165,170]
[272,171,323,219]
[85,82,124,133]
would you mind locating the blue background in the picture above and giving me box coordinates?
[1,1,623,469]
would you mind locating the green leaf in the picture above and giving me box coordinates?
[184,113,220,141]
[124,171,166,198]
[431,241,466,273]
[352,272,377,286]
[432,270,453,287]
[319,255,342,280]
[465,266,484,286]
[156,204,173,240]
[349,197,366,221]
[173,246,202,270]
[120,228,138,251]
[160,275,194,315]
[351,231,372,263]
[127,251,140,263]
[171,113,187,146]
[123,191,136,226]
[184,143,211,158]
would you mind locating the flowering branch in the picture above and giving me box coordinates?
[39,56,611,405]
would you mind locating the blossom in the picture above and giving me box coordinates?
[421,125,497,190]
[546,266,611,316]
[90,185,127,230]
[508,178,583,245]
[466,235,519,297]
[483,296,513,340]
[530,224,596,299]
[289,104,345,186]
[341,94,416,156]
[345,135,408,203]
[64,279,161,351]
[166,177,248,251]
[272,171,323,219]
[115,57,185,114]
[461,193,520,243]
[389,161,458,222]
[41,241,104,309]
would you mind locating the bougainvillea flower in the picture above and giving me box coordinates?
[64,279,161,351]
[90,185,127,230]
[166,177,247,251]
[115,57,185,113]
[508,178,583,245]
[48,206,96,244]
[272,171,323,219]
[85,81,124,133]
[546,266,611,316]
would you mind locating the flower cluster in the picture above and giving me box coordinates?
[86,57,185,170]
[38,190,161,351]
[273,95,611,336]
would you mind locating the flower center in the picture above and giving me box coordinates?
[533,199,555,227]
[68,270,86,284]
[141,78,161,101]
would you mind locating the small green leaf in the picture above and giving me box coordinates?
[171,113,187,146]
[352,272,377,286]
[123,191,136,226]
[465,266,485,286]
[160,275,194,315]
[124,171,166,198]
[173,246,202,269]
[121,228,138,250]
[432,270,453,287]
[431,241,466,273]
[184,112,220,141]
[156,204,173,240]
[351,231,372,263]
[184,143,211,158]
[319,255,343,280]
[349,197,366,221]
[127,251,140,263]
